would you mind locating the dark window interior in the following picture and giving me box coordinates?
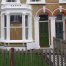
[56,14,62,20]
[4,15,6,27]
[10,15,22,24]
[25,15,28,27]
[7,0,15,2]
[39,14,48,21]
[31,0,39,1]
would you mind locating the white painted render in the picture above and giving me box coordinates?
[49,17,56,48]
[34,16,40,49]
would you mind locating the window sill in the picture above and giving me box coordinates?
[59,1,66,3]
[27,2,45,4]
[0,40,33,43]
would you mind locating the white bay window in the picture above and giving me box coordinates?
[1,13,32,41]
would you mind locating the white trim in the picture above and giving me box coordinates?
[28,14,32,40]
[34,16,40,49]
[59,6,62,12]
[63,16,65,40]
[49,17,56,48]
[6,13,10,40]
[3,47,26,51]
[59,0,66,3]
[22,13,26,40]
[1,13,4,40]
[0,40,33,43]
[36,8,52,16]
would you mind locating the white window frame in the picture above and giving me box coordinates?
[59,0,66,3]
[2,13,32,40]
[1,0,20,4]
[27,0,45,4]
[6,0,16,2]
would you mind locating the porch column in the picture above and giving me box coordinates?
[22,13,26,40]
[34,16,40,49]
[1,13,4,40]
[49,17,56,48]
[6,13,10,40]
[28,14,32,40]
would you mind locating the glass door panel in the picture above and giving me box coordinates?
[55,22,63,39]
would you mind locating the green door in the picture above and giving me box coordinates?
[39,22,49,47]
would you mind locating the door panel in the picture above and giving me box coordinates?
[39,22,49,47]
[55,22,63,39]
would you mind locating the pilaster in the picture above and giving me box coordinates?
[1,13,4,40]
[34,16,40,49]
[49,17,56,48]
[28,14,32,40]
[6,12,10,40]
[22,13,26,40]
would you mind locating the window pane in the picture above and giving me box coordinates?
[56,14,62,20]
[12,0,15,2]
[10,28,22,40]
[4,28,7,39]
[31,0,39,1]
[55,22,63,39]
[25,15,28,27]
[4,15,6,27]
[25,28,28,39]
[10,15,22,24]
[7,0,15,2]
[39,14,48,21]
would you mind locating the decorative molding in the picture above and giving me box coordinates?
[43,6,45,13]
[34,16,40,21]
[59,6,62,12]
